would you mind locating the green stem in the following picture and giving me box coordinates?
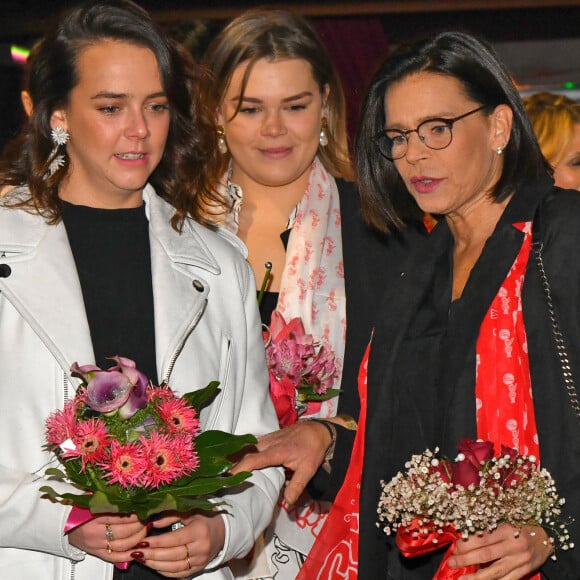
[257,262,272,308]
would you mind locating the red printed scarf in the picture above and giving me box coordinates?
[476,223,539,458]
[475,221,540,580]
[296,339,371,579]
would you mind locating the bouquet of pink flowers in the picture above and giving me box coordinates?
[264,311,339,428]
[41,357,255,520]
[378,438,573,578]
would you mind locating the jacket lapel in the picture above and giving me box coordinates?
[368,223,449,430]
[0,186,230,385]
[143,187,220,383]
[0,217,95,374]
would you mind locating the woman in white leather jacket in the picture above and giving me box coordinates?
[0,2,283,580]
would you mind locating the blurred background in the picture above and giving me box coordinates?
[0,0,578,151]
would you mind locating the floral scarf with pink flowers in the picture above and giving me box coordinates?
[220,157,346,421]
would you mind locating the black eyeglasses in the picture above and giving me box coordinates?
[372,105,487,161]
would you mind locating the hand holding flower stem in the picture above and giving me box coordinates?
[378,439,573,579]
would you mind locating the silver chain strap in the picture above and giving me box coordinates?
[532,240,580,421]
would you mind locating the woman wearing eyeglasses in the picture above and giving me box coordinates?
[349,31,580,578]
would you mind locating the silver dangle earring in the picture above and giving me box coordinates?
[319,119,328,147]
[47,126,69,176]
[217,126,228,155]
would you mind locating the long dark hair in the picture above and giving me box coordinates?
[0,0,222,229]
[355,31,551,232]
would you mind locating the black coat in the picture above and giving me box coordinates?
[359,175,580,579]
[309,179,426,499]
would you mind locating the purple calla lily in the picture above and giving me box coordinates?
[111,357,149,419]
[70,362,102,383]
[72,357,149,419]
[85,371,134,414]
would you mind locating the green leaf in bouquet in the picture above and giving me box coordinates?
[160,496,218,516]
[297,387,341,402]
[88,490,122,514]
[135,472,253,518]
[130,494,217,520]
[39,485,93,509]
[181,381,221,412]
[194,431,257,477]
[44,467,68,480]
[143,471,249,502]
[39,484,65,502]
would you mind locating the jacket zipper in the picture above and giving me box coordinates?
[163,298,208,385]
[62,371,77,580]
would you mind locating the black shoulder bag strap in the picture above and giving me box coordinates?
[532,206,580,422]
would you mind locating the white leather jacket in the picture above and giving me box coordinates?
[0,185,283,580]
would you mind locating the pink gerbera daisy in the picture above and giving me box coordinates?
[61,418,109,469]
[99,440,147,488]
[146,385,175,403]
[140,432,199,488]
[157,398,200,435]
[45,400,78,448]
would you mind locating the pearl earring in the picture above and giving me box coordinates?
[319,120,329,147]
[496,146,503,155]
[217,126,228,155]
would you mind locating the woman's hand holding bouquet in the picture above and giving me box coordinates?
[378,438,573,578]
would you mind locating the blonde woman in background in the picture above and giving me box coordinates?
[524,92,580,190]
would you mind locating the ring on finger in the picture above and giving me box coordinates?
[105,524,114,554]
[105,524,114,542]
[184,544,191,570]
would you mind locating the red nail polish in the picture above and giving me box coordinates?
[130,551,144,559]
[146,522,154,533]
[136,541,149,548]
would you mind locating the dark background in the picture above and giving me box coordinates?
[1,0,579,152]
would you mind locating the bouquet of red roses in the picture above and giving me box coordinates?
[41,357,255,520]
[264,311,340,427]
[378,438,573,578]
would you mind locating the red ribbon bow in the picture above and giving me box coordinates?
[396,519,477,579]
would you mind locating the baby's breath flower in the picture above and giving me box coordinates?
[378,441,574,558]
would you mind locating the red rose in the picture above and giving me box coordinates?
[500,444,518,463]
[457,438,494,469]
[501,454,535,489]
[432,459,453,484]
[451,458,481,488]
